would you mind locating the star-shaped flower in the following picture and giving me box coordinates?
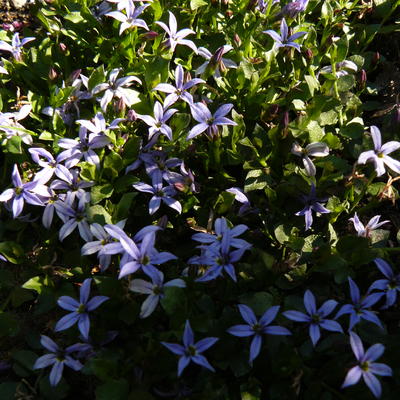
[161,320,218,376]
[357,126,400,177]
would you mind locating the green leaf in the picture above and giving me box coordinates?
[10,287,34,308]
[304,75,319,97]
[87,205,112,225]
[191,0,207,10]
[337,75,355,92]
[91,184,114,204]
[12,350,37,377]
[88,65,106,91]
[307,121,325,142]
[22,275,53,294]
[244,169,270,192]
[64,12,85,24]
[160,286,186,316]
[96,379,129,400]
[104,152,124,179]
[0,382,17,400]
[5,135,22,154]
[238,292,273,315]
[0,241,24,264]
[0,313,20,338]
[115,192,137,220]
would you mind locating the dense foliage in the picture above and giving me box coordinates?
[1,0,400,398]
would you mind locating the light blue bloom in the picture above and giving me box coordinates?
[283,290,342,346]
[335,277,384,330]
[33,335,87,386]
[342,332,392,398]
[55,278,109,339]
[161,320,218,376]
[263,18,307,52]
[227,304,291,364]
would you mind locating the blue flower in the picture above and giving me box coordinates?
[33,335,88,386]
[295,184,330,231]
[187,102,237,140]
[55,278,109,339]
[283,290,343,346]
[335,277,384,330]
[161,320,218,376]
[342,332,392,398]
[129,269,186,318]
[227,304,291,364]
[263,18,307,52]
[368,258,400,309]
[0,33,35,61]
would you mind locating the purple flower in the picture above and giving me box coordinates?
[283,290,342,346]
[133,170,182,214]
[136,101,177,141]
[368,258,400,309]
[129,269,186,318]
[342,332,392,398]
[291,142,329,176]
[280,0,308,18]
[0,104,33,145]
[335,277,384,330]
[55,278,109,339]
[103,224,177,279]
[161,320,218,376]
[81,220,126,271]
[226,187,253,216]
[50,168,93,204]
[76,112,124,136]
[227,304,291,364]
[195,45,237,78]
[153,65,205,108]
[349,213,389,238]
[156,12,197,54]
[105,3,149,34]
[57,126,110,169]
[295,184,330,231]
[357,126,400,177]
[263,18,307,52]
[0,164,50,218]
[0,33,35,61]
[187,102,237,140]
[56,199,93,242]
[33,335,86,386]
[29,147,68,184]
[92,68,142,111]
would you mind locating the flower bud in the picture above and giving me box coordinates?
[48,67,58,81]
[304,48,313,60]
[372,51,380,66]
[358,69,367,88]
[69,69,82,82]
[391,106,400,130]
[59,43,67,52]
[234,33,242,47]
[225,10,233,17]
[115,97,126,113]
[157,215,168,229]
[142,31,159,40]
[127,109,138,122]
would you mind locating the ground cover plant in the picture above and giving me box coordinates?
[1,0,400,398]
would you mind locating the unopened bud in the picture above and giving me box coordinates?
[282,111,289,129]
[2,23,12,31]
[69,69,82,82]
[127,109,137,122]
[174,182,186,192]
[358,69,367,88]
[304,48,313,60]
[142,31,159,40]
[234,33,242,47]
[391,106,400,129]
[225,10,233,17]
[372,51,380,66]
[59,43,67,52]
[247,0,257,10]
[48,67,58,81]
[115,97,126,113]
